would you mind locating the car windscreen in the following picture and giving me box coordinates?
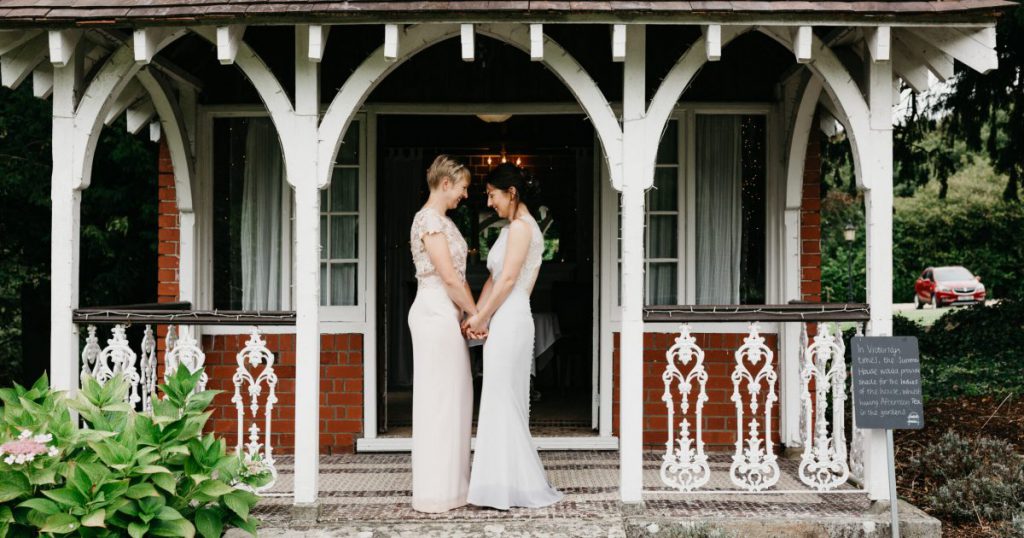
[934,267,973,281]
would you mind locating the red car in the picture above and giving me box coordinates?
[914,266,986,309]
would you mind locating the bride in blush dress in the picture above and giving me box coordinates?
[463,163,563,510]
[407,155,478,513]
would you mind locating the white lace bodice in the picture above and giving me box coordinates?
[486,216,544,295]
[410,208,467,288]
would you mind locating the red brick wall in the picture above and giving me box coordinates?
[801,129,823,302]
[202,333,364,455]
[612,332,781,451]
[157,142,179,306]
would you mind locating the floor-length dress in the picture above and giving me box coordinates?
[468,216,563,510]
[407,207,474,513]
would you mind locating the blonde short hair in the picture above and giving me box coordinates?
[426,154,470,190]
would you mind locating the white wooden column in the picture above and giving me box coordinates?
[49,44,83,393]
[862,55,895,501]
[619,23,646,504]
[290,24,323,506]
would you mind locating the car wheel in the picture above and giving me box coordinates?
[931,294,940,309]
[914,295,923,310]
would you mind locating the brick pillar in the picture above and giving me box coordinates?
[157,140,180,304]
[801,130,823,302]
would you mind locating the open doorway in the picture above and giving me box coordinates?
[376,113,596,438]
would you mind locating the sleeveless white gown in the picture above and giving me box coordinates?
[467,216,563,510]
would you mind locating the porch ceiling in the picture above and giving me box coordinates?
[0,0,1011,28]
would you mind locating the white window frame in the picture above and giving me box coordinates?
[194,106,373,331]
[602,103,776,322]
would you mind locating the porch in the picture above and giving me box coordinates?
[240,452,939,536]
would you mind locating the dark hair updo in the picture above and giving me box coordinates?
[486,162,540,218]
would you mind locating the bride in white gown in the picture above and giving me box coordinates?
[463,163,563,510]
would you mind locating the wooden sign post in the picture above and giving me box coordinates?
[851,336,925,538]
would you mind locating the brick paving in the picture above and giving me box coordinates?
[251,451,870,524]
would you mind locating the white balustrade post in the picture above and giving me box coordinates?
[619,23,646,504]
[862,57,895,501]
[291,24,322,507]
[50,43,82,395]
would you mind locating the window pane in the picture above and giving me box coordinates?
[330,215,358,259]
[331,168,359,212]
[647,263,678,305]
[320,215,327,261]
[338,122,359,165]
[657,120,678,164]
[319,263,328,306]
[740,115,767,305]
[330,263,357,305]
[649,167,678,211]
[648,215,677,258]
[321,188,328,212]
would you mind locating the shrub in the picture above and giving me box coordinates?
[0,368,266,537]
[906,432,1024,523]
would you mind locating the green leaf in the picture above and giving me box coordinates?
[151,473,177,495]
[126,483,160,499]
[150,518,195,538]
[0,506,13,523]
[196,480,234,498]
[42,487,86,507]
[236,515,259,536]
[127,521,149,538]
[156,505,184,522]
[28,466,58,486]
[16,498,59,515]
[221,490,251,520]
[135,465,172,475]
[40,513,79,534]
[81,509,106,528]
[194,508,223,538]
[0,473,31,503]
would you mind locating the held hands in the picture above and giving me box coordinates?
[461,312,489,340]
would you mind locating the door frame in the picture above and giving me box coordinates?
[358,102,616,451]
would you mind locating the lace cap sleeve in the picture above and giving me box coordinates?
[415,209,447,241]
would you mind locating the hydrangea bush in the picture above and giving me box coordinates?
[0,368,266,537]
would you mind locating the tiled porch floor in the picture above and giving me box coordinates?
[252,451,872,524]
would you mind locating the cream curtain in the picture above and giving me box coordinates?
[241,118,284,310]
[695,115,742,305]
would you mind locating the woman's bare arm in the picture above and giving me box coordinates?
[470,219,530,329]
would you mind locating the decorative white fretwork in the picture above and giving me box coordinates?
[84,325,141,406]
[797,322,810,447]
[164,329,207,391]
[231,330,279,493]
[80,325,102,383]
[729,322,780,491]
[139,325,158,412]
[660,325,710,491]
[798,322,850,491]
[849,321,865,480]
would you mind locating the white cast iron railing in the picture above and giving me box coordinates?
[647,303,870,494]
[73,305,295,495]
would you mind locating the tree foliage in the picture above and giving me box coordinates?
[0,85,157,386]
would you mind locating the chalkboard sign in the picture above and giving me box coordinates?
[850,336,925,430]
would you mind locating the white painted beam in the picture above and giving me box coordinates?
[908,26,997,74]
[530,24,544,61]
[461,24,475,61]
[126,99,156,135]
[1,33,48,90]
[612,24,626,62]
[384,24,399,61]
[32,63,53,98]
[893,30,954,81]
[149,120,161,143]
[0,29,41,56]
[866,26,891,62]
[216,25,246,65]
[308,24,329,62]
[133,28,176,64]
[104,79,145,125]
[48,30,82,68]
[793,26,812,63]
[703,24,721,61]
[891,43,930,92]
